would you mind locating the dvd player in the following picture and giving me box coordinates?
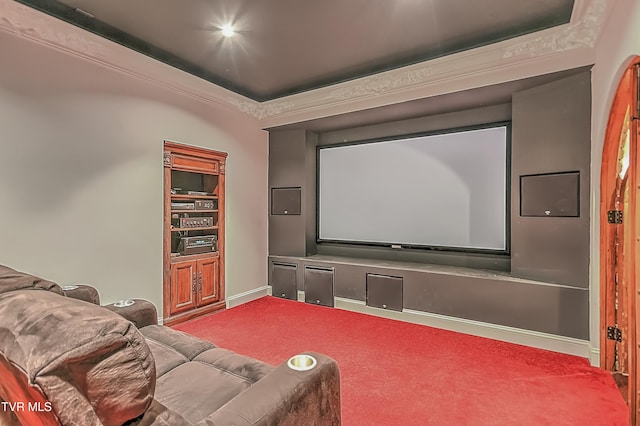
[171,202,195,210]
[178,235,217,255]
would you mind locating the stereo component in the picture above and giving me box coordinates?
[173,216,214,228]
[195,200,217,210]
[176,190,211,196]
[171,202,195,210]
[178,235,217,255]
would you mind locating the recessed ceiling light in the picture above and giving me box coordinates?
[221,23,235,37]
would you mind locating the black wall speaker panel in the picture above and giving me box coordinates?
[271,262,298,300]
[366,274,403,312]
[271,187,301,215]
[520,171,580,217]
[304,266,334,307]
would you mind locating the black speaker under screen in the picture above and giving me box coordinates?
[271,187,301,215]
[520,171,580,217]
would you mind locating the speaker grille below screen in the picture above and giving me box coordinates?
[520,171,579,217]
[271,187,301,215]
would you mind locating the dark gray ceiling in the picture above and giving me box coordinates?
[18,0,574,102]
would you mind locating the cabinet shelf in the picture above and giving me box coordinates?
[171,194,218,200]
[170,252,219,263]
[170,226,219,232]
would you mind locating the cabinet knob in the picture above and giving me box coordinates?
[382,304,387,309]
[198,271,203,291]
[192,273,196,293]
[316,300,320,304]
[281,293,286,297]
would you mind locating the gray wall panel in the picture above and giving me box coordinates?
[319,104,512,146]
[269,130,315,256]
[305,132,318,256]
[511,71,591,287]
[403,272,588,339]
[269,255,588,339]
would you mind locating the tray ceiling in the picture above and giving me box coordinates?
[16,0,575,102]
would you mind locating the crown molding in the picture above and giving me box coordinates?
[256,0,611,127]
[226,98,296,120]
[0,0,612,127]
[0,0,259,122]
[503,0,608,58]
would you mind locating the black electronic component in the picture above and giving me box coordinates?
[172,216,214,228]
[195,200,217,210]
[171,202,195,210]
[178,235,217,255]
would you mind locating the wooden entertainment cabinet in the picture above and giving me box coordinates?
[163,142,227,326]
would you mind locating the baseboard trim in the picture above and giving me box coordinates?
[589,347,600,367]
[226,286,269,309]
[334,297,591,359]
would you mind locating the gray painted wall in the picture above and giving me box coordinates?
[0,30,269,315]
[268,255,588,339]
[269,130,317,256]
[511,71,592,287]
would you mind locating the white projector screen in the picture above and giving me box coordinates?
[318,125,508,251]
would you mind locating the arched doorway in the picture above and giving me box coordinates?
[600,57,640,424]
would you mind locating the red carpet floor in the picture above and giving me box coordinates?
[174,296,628,426]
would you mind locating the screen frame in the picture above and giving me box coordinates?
[316,121,512,255]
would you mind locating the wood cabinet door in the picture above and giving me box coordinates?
[170,260,197,315]
[197,257,219,307]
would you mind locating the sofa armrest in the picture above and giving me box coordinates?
[61,284,100,305]
[196,352,341,426]
[104,299,158,328]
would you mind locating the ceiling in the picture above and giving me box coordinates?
[17,0,575,102]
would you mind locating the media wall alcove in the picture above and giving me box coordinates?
[267,68,592,352]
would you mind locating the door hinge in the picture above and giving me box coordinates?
[607,210,623,224]
[607,326,622,342]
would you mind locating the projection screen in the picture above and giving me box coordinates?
[318,125,508,251]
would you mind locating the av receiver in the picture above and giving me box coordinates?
[195,200,217,210]
[173,216,214,228]
[170,200,217,210]
[171,202,195,210]
[178,235,217,255]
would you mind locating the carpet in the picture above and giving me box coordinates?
[174,296,628,426]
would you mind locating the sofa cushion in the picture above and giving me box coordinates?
[0,264,63,295]
[154,348,274,425]
[141,324,219,378]
[141,325,215,365]
[0,288,156,426]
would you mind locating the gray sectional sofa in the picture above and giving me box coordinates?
[0,265,341,425]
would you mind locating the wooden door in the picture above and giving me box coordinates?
[632,64,640,425]
[601,59,640,425]
[196,257,219,307]
[170,260,197,315]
